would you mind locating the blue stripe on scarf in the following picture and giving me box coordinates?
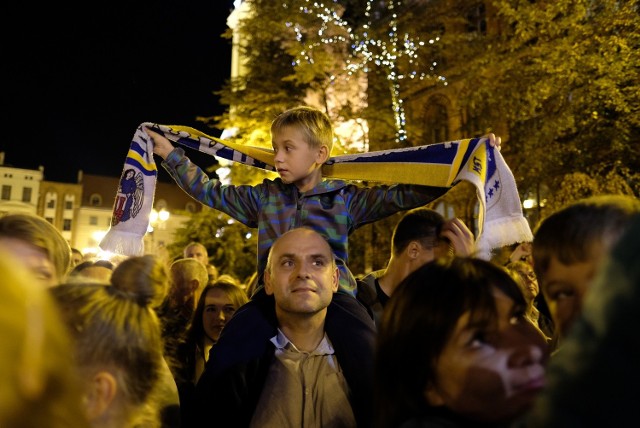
[328,142,460,166]
[125,158,157,177]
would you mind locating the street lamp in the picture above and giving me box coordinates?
[147,208,170,255]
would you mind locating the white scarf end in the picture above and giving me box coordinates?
[475,216,533,261]
[99,230,145,256]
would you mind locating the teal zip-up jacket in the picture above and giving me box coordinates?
[163,147,448,295]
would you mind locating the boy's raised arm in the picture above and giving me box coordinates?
[145,127,175,160]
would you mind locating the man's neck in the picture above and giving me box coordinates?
[277,310,327,352]
[378,257,411,298]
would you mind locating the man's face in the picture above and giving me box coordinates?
[264,229,338,318]
[184,244,208,265]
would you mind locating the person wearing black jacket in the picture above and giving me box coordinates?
[193,227,376,427]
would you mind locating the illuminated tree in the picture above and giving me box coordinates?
[449,0,640,203]
[166,209,258,283]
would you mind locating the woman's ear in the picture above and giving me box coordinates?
[424,382,445,406]
[85,371,117,420]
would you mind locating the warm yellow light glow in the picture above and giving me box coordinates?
[158,209,170,222]
[150,208,170,225]
[92,230,107,242]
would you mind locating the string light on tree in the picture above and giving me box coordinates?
[286,0,447,144]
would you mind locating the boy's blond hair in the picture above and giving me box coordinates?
[271,106,334,154]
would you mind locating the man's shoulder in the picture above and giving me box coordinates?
[358,270,384,286]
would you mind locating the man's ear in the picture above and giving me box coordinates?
[331,266,339,293]
[85,371,117,420]
[264,270,274,295]
[189,278,200,292]
[316,145,330,164]
[407,241,422,260]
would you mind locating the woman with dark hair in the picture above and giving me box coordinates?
[175,280,248,427]
[375,257,550,428]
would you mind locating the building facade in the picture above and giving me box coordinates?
[0,152,201,258]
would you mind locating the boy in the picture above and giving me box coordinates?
[532,194,640,346]
[148,105,499,295]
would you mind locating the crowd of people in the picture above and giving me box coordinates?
[1,105,638,427]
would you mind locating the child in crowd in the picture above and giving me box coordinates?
[518,213,640,427]
[147,105,500,295]
[532,194,640,348]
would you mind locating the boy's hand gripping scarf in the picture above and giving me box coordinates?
[99,123,533,259]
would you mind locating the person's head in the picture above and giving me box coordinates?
[168,258,209,310]
[270,106,333,187]
[0,250,90,427]
[264,227,339,320]
[505,260,538,304]
[192,282,249,343]
[68,259,115,283]
[50,255,168,427]
[182,242,209,266]
[110,255,169,309]
[71,248,84,267]
[206,263,219,285]
[375,257,549,428]
[390,207,449,266]
[505,260,543,331]
[533,194,640,340]
[0,213,71,287]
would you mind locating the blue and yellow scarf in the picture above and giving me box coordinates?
[100,123,532,259]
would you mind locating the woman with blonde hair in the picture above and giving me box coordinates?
[51,255,175,428]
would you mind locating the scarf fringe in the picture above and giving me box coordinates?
[99,230,145,256]
[475,215,534,261]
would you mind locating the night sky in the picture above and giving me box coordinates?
[4,1,235,183]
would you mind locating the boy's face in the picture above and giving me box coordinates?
[540,254,602,340]
[272,126,327,189]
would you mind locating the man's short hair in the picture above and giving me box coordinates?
[391,208,445,255]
